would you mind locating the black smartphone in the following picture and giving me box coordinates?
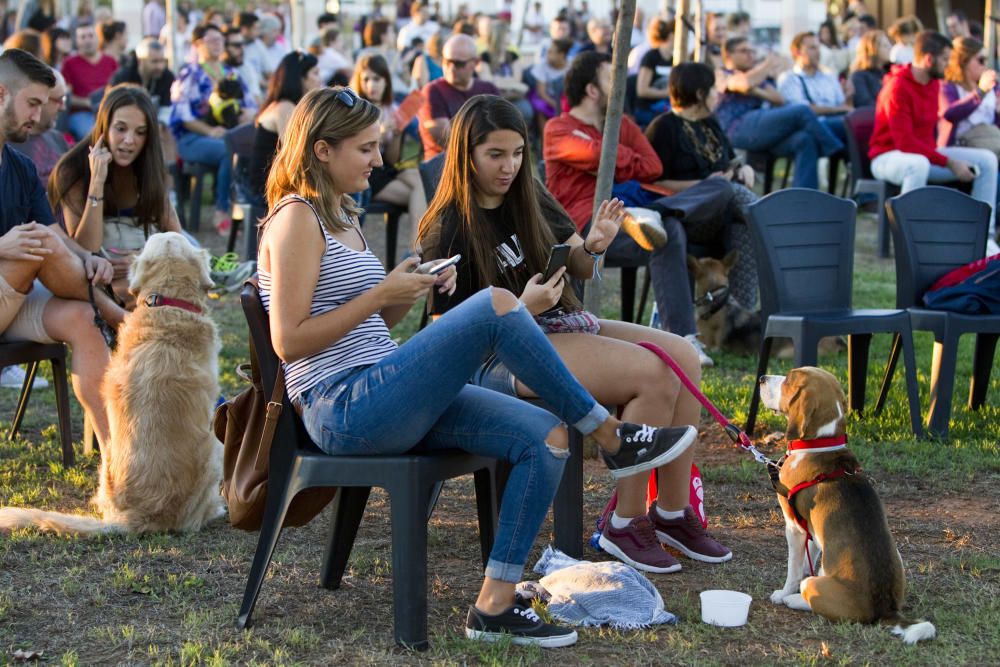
[542,244,571,282]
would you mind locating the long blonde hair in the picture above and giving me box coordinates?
[264,86,381,233]
[851,30,887,72]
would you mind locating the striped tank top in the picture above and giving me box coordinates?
[258,195,398,400]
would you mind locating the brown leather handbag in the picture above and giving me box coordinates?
[213,344,336,531]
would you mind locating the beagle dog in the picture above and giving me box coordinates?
[759,367,935,644]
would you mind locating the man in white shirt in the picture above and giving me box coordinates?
[142,0,165,38]
[316,26,353,86]
[396,2,439,53]
[257,13,290,78]
[777,31,852,144]
[234,12,266,84]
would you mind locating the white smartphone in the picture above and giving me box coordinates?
[423,254,462,275]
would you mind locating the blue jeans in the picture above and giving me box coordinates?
[177,132,232,212]
[298,288,610,582]
[728,103,843,189]
[68,111,95,141]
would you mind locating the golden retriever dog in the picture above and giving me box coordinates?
[0,232,225,534]
[759,367,935,644]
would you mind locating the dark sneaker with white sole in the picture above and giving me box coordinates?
[465,604,578,648]
[599,515,682,573]
[600,424,697,479]
[648,504,733,563]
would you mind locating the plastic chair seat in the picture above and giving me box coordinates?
[236,281,497,650]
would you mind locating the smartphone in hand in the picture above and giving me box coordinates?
[543,244,572,282]
[417,254,462,275]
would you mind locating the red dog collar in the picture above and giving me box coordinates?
[143,293,203,314]
[786,434,847,453]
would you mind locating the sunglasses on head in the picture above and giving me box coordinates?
[333,88,358,108]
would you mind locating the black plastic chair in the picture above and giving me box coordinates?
[744,189,923,436]
[236,282,497,650]
[875,187,998,438]
[2,343,74,466]
[176,160,215,233]
[222,123,260,259]
[361,200,404,268]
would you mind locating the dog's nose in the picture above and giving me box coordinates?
[758,376,767,386]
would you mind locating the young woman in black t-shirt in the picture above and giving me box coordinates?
[417,95,732,575]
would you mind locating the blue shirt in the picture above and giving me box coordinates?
[777,66,845,107]
[715,72,777,137]
[168,62,256,139]
[0,145,56,235]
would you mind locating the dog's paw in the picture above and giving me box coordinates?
[782,593,811,611]
[770,589,790,605]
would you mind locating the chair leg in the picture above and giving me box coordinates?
[745,337,775,434]
[636,268,651,325]
[874,333,902,415]
[320,486,371,590]
[385,211,400,269]
[7,362,37,441]
[189,174,204,233]
[473,464,497,569]
[847,334,872,413]
[50,356,74,467]
[792,332,819,367]
[227,215,241,254]
[236,474,302,630]
[552,427,584,558]
[897,327,924,438]
[620,268,637,323]
[968,333,998,410]
[876,187,890,258]
[388,475,431,650]
[926,332,961,438]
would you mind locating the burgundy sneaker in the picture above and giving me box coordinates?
[648,505,732,563]
[598,515,681,573]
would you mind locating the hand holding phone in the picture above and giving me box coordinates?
[543,244,571,282]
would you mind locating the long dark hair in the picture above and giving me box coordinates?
[258,50,318,117]
[350,52,394,106]
[417,95,579,311]
[49,84,166,233]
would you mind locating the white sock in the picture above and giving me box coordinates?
[610,511,633,529]
[655,505,685,521]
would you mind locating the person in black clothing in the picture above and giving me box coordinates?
[109,37,173,110]
[645,62,758,308]
[849,29,891,108]
[634,17,674,128]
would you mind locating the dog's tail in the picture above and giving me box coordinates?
[0,507,124,535]
[880,614,937,645]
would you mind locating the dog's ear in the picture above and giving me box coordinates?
[722,250,740,270]
[781,369,812,440]
[128,250,150,297]
[197,248,214,291]
[686,255,701,276]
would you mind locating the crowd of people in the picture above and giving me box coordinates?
[0,0,997,648]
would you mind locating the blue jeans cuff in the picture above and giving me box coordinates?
[573,402,609,435]
[485,558,525,583]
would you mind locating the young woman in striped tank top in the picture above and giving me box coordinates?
[257,86,698,647]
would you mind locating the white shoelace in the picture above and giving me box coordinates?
[625,424,657,444]
[515,606,542,623]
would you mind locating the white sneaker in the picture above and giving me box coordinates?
[0,365,49,390]
[684,334,715,367]
[621,207,668,251]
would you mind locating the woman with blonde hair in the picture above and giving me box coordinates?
[849,29,891,108]
[257,86,697,646]
[939,37,1000,156]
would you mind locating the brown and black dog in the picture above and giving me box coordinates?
[759,367,935,644]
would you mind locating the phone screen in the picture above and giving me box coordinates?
[543,244,571,282]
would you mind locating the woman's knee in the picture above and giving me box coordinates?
[544,423,570,456]
[489,287,520,315]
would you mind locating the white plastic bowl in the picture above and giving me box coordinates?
[700,589,752,627]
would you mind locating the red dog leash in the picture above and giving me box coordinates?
[636,341,777,467]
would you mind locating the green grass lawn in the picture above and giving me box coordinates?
[0,211,997,665]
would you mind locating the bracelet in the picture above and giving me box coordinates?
[88,195,104,208]
[582,241,604,281]
[582,240,604,258]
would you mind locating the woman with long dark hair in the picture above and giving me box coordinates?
[417,95,731,575]
[259,87,696,645]
[50,84,182,307]
[247,50,321,197]
[349,52,426,234]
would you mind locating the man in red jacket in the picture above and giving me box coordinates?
[870,31,997,255]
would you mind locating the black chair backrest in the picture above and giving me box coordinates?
[418,152,446,206]
[241,280,280,397]
[747,188,859,318]
[843,106,876,183]
[225,122,257,160]
[886,186,991,308]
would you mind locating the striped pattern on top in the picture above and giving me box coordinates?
[259,195,397,401]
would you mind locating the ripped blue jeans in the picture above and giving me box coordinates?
[298,287,610,582]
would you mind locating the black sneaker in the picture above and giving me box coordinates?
[465,604,578,648]
[600,424,697,479]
